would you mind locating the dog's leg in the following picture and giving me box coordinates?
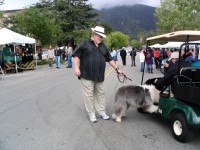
[145,105,158,113]
[112,113,117,119]
[116,104,128,122]
[115,117,122,123]
[112,113,122,122]
[113,106,127,123]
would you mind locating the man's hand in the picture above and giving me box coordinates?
[74,68,81,77]
[73,56,81,78]
[115,68,123,76]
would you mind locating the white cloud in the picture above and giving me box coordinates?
[0,0,160,10]
[0,0,39,10]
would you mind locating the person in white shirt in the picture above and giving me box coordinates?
[47,45,54,68]
[139,49,145,72]
[66,44,73,68]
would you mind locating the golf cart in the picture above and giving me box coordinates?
[144,30,200,143]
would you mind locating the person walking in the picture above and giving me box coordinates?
[153,48,160,70]
[54,45,62,69]
[111,48,117,64]
[66,44,73,68]
[72,26,123,123]
[38,48,42,60]
[120,47,127,65]
[139,49,145,72]
[145,48,154,73]
[64,46,68,67]
[47,45,54,68]
[130,47,137,66]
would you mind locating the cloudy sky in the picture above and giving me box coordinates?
[0,0,160,10]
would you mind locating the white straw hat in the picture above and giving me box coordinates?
[91,26,106,38]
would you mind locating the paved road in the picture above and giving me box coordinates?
[0,54,200,150]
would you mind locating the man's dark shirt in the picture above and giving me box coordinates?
[120,49,127,58]
[72,39,112,82]
[54,48,62,56]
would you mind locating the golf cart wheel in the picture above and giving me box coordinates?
[171,113,194,142]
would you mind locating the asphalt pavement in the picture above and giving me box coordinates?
[0,53,200,150]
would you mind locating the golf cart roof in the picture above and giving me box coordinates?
[146,30,200,42]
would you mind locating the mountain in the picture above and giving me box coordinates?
[95,4,157,39]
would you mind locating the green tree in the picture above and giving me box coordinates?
[138,32,145,45]
[71,29,90,44]
[131,40,142,50]
[155,0,200,33]
[4,7,61,46]
[100,23,113,34]
[2,0,98,46]
[104,31,130,49]
[36,0,98,43]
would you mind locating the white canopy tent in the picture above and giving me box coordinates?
[0,28,36,44]
[161,42,183,48]
[0,28,37,73]
[149,43,163,48]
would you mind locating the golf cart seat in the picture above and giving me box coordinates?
[179,67,200,87]
[172,67,200,106]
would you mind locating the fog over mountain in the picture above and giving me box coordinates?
[95,4,157,39]
[88,0,160,10]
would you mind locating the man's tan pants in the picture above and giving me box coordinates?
[80,78,106,117]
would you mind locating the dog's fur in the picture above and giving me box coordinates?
[112,84,160,123]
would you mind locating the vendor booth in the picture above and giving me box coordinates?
[0,28,37,74]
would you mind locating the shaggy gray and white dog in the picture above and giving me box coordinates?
[112,84,160,123]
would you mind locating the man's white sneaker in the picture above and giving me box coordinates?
[89,115,97,123]
[99,113,110,120]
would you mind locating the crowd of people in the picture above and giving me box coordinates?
[43,44,74,69]
[139,46,197,74]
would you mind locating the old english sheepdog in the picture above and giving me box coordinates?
[112,84,160,123]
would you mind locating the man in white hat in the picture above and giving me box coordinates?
[72,26,123,123]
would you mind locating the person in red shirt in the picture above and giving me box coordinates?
[153,48,160,70]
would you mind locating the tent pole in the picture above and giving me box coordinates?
[35,44,38,70]
[14,43,18,73]
[0,65,4,75]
